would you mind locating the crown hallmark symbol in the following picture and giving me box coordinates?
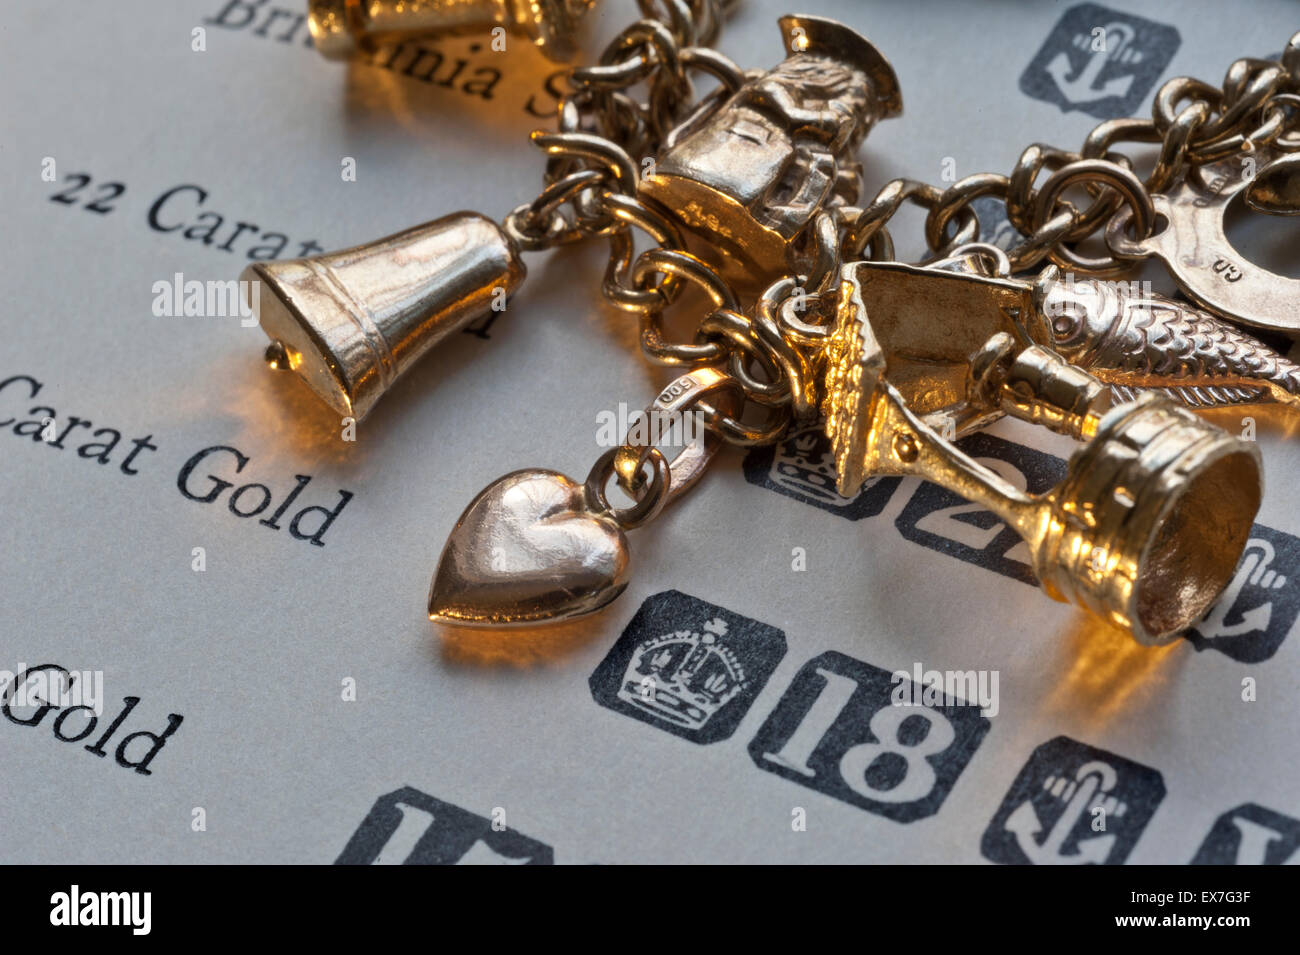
[769,422,845,504]
[618,618,747,730]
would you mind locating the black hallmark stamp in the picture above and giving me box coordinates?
[743,418,901,520]
[1019,4,1180,119]
[1191,803,1300,865]
[748,652,990,822]
[589,590,788,744]
[895,432,1065,586]
[981,736,1165,865]
[1186,525,1300,663]
[335,787,553,865]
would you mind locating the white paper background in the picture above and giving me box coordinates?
[1,0,1298,863]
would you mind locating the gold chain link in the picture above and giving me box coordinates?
[513,20,1300,454]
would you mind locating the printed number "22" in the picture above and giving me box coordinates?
[50,173,125,215]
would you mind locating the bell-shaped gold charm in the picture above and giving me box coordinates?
[242,212,525,420]
[307,0,595,62]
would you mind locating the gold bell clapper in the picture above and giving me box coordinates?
[243,213,524,420]
[307,0,597,62]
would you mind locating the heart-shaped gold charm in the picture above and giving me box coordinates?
[428,469,630,627]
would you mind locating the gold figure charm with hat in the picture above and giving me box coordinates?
[240,2,1300,647]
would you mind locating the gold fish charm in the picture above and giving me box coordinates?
[1029,268,1300,412]
[840,258,1300,419]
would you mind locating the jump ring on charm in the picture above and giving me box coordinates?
[929,241,1012,277]
[764,276,829,346]
[632,248,739,311]
[1031,160,1155,271]
[530,131,640,195]
[697,308,790,406]
[924,174,1008,253]
[599,366,745,521]
[861,224,895,262]
[585,446,672,530]
[697,399,791,447]
[503,203,576,252]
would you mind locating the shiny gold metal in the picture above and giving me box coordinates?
[1106,145,1300,336]
[1030,267,1300,411]
[639,15,901,289]
[427,468,634,627]
[822,265,1263,644]
[1246,151,1300,215]
[308,0,595,62]
[838,259,1300,420]
[428,368,742,627]
[273,3,1296,651]
[968,333,1113,441]
[243,212,524,420]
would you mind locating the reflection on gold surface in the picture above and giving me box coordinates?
[1197,401,1300,442]
[1041,612,1186,728]
[437,616,608,667]
[216,349,363,466]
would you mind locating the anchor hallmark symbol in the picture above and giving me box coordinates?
[1019,4,1181,119]
[982,737,1166,865]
